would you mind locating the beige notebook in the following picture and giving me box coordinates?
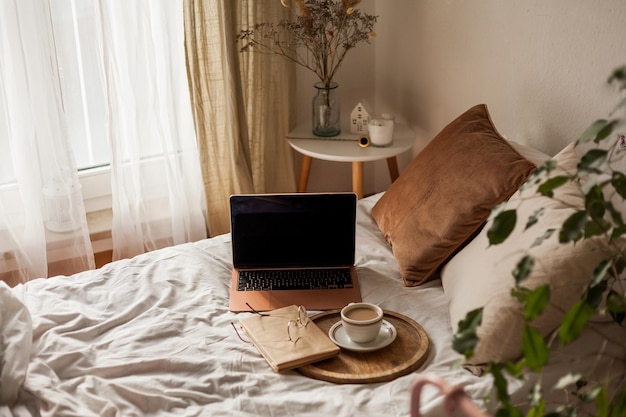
[238,305,340,372]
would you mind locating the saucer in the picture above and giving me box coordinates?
[328,320,397,352]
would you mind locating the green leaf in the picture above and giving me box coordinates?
[610,387,626,417]
[503,361,526,379]
[611,224,626,241]
[585,185,606,220]
[488,210,517,245]
[585,281,607,309]
[578,149,609,174]
[606,200,625,227]
[584,217,611,238]
[577,119,611,145]
[537,175,569,197]
[591,260,611,287]
[608,65,626,84]
[595,386,610,417]
[488,201,507,221]
[522,324,549,371]
[522,160,557,191]
[495,405,523,417]
[595,123,616,144]
[525,207,544,230]
[487,364,511,406]
[531,228,555,248]
[511,286,531,303]
[527,402,546,417]
[559,211,588,243]
[559,300,594,344]
[513,255,534,284]
[453,308,483,358]
[612,171,626,199]
[542,159,557,174]
[606,290,626,325]
[524,285,550,321]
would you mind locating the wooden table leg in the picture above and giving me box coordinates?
[387,157,400,182]
[352,161,364,199]
[298,155,312,192]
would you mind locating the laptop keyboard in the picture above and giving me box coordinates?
[238,268,353,291]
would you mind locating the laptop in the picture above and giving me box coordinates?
[229,193,362,312]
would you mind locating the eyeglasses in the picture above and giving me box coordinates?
[231,303,309,344]
[287,305,309,343]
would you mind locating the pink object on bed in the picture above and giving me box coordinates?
[411,374,490,417]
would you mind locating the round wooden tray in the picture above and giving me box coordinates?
[297,309,430,384]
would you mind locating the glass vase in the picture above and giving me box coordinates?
[312,81,340,137]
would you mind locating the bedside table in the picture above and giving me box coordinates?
[287,123,417,199]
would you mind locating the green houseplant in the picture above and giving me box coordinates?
[454,67,626,417]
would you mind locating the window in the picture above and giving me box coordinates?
[50,0,114,213]
[1,0,206,278]
[51,0,110,172]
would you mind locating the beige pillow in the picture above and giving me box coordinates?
[509,141,551,166]
[441,143,615,371]
[371,104,536,286]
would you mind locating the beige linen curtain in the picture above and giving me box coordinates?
[183,0,297,236]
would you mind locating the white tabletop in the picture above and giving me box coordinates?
[287,123,416,162]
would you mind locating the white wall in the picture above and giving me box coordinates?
[295,1,626,196]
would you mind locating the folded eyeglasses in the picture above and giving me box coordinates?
[231,303,310,344]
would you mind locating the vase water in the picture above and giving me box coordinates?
[312,82,340,137]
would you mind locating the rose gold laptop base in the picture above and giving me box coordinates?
[229,267,362,312]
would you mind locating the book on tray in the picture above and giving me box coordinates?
[238,304,340,372]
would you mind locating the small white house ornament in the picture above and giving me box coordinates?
[350,100,373,134]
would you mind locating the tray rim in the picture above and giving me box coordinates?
[297,309,430,384]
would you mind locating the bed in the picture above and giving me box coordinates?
[3,194,474,417]
[3,105,625,417]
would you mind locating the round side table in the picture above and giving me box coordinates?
[287,123,417,198]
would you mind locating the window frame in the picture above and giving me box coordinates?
[78,165,111,213]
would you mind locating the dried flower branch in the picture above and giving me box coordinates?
[236,0,377,87]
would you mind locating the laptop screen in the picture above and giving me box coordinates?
[230,193,356,269]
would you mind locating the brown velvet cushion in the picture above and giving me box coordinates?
[371,104,536,286]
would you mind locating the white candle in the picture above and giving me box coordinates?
[368,115,394,147]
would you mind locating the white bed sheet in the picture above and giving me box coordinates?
[2,194,499,417]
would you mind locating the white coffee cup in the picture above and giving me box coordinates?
[368,114,394,147]
[340,302,384,343]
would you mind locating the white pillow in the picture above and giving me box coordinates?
[441,143,618,370]
[0,281,32,405]
[508,141,551,166]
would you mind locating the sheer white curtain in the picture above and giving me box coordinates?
[0,0,207,284]
[0,0,94,285]
[95,1,207,260]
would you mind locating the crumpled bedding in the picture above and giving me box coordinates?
[2,194,615,417]
[0,282,32,406]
